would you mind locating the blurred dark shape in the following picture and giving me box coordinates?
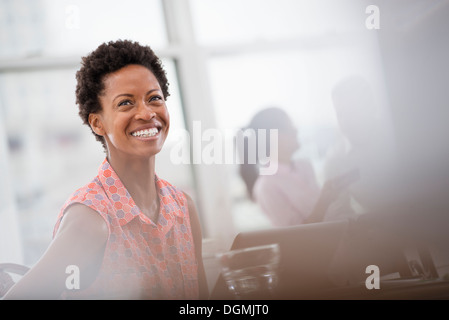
[375,0,449,258]
[325,73,399,215]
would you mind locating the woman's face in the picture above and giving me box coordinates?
[89,64,170,160]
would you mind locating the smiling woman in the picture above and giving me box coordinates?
[90,64,170,162]
[3,40,208,300]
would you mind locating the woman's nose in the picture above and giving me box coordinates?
[135,101,156,120]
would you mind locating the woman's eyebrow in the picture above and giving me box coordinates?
[113,89,161,102]
[146,89,161,95]
[112,93,133,102]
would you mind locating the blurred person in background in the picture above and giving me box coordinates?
[239,107,358,227]
[4,40,208,300]
[323,75,398,218]
[324,76,441,285]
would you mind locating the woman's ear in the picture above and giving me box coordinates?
[88,113,105,137]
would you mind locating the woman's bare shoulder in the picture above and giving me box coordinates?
[56,203,109,242]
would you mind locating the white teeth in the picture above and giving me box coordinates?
[132,128,159,137]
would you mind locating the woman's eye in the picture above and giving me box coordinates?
[149,95,163,102]
[118,100,132,107]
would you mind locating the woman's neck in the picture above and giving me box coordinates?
[107,154,159,221]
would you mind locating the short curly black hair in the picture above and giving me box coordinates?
[75,39,170,151]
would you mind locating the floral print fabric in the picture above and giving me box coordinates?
[53,159,199,299]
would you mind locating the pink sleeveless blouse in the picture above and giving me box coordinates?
[53,159,199,299]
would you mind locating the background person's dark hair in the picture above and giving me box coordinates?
[75,39,170,151]
[238,107,293,199]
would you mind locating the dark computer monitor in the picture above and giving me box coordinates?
[210,220,349,299]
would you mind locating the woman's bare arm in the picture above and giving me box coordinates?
[305,169,360,224]
[184,192,209,299]
[3,204,108,299]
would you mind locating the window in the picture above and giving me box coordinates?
[191,0,390,232]
[0,0,193,265]
[190,0,367,46]
[0,0,168,59]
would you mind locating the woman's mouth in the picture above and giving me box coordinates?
[131,127,159,138]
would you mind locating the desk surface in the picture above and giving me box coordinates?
[319,278,449,300]
[211,278,449,300]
